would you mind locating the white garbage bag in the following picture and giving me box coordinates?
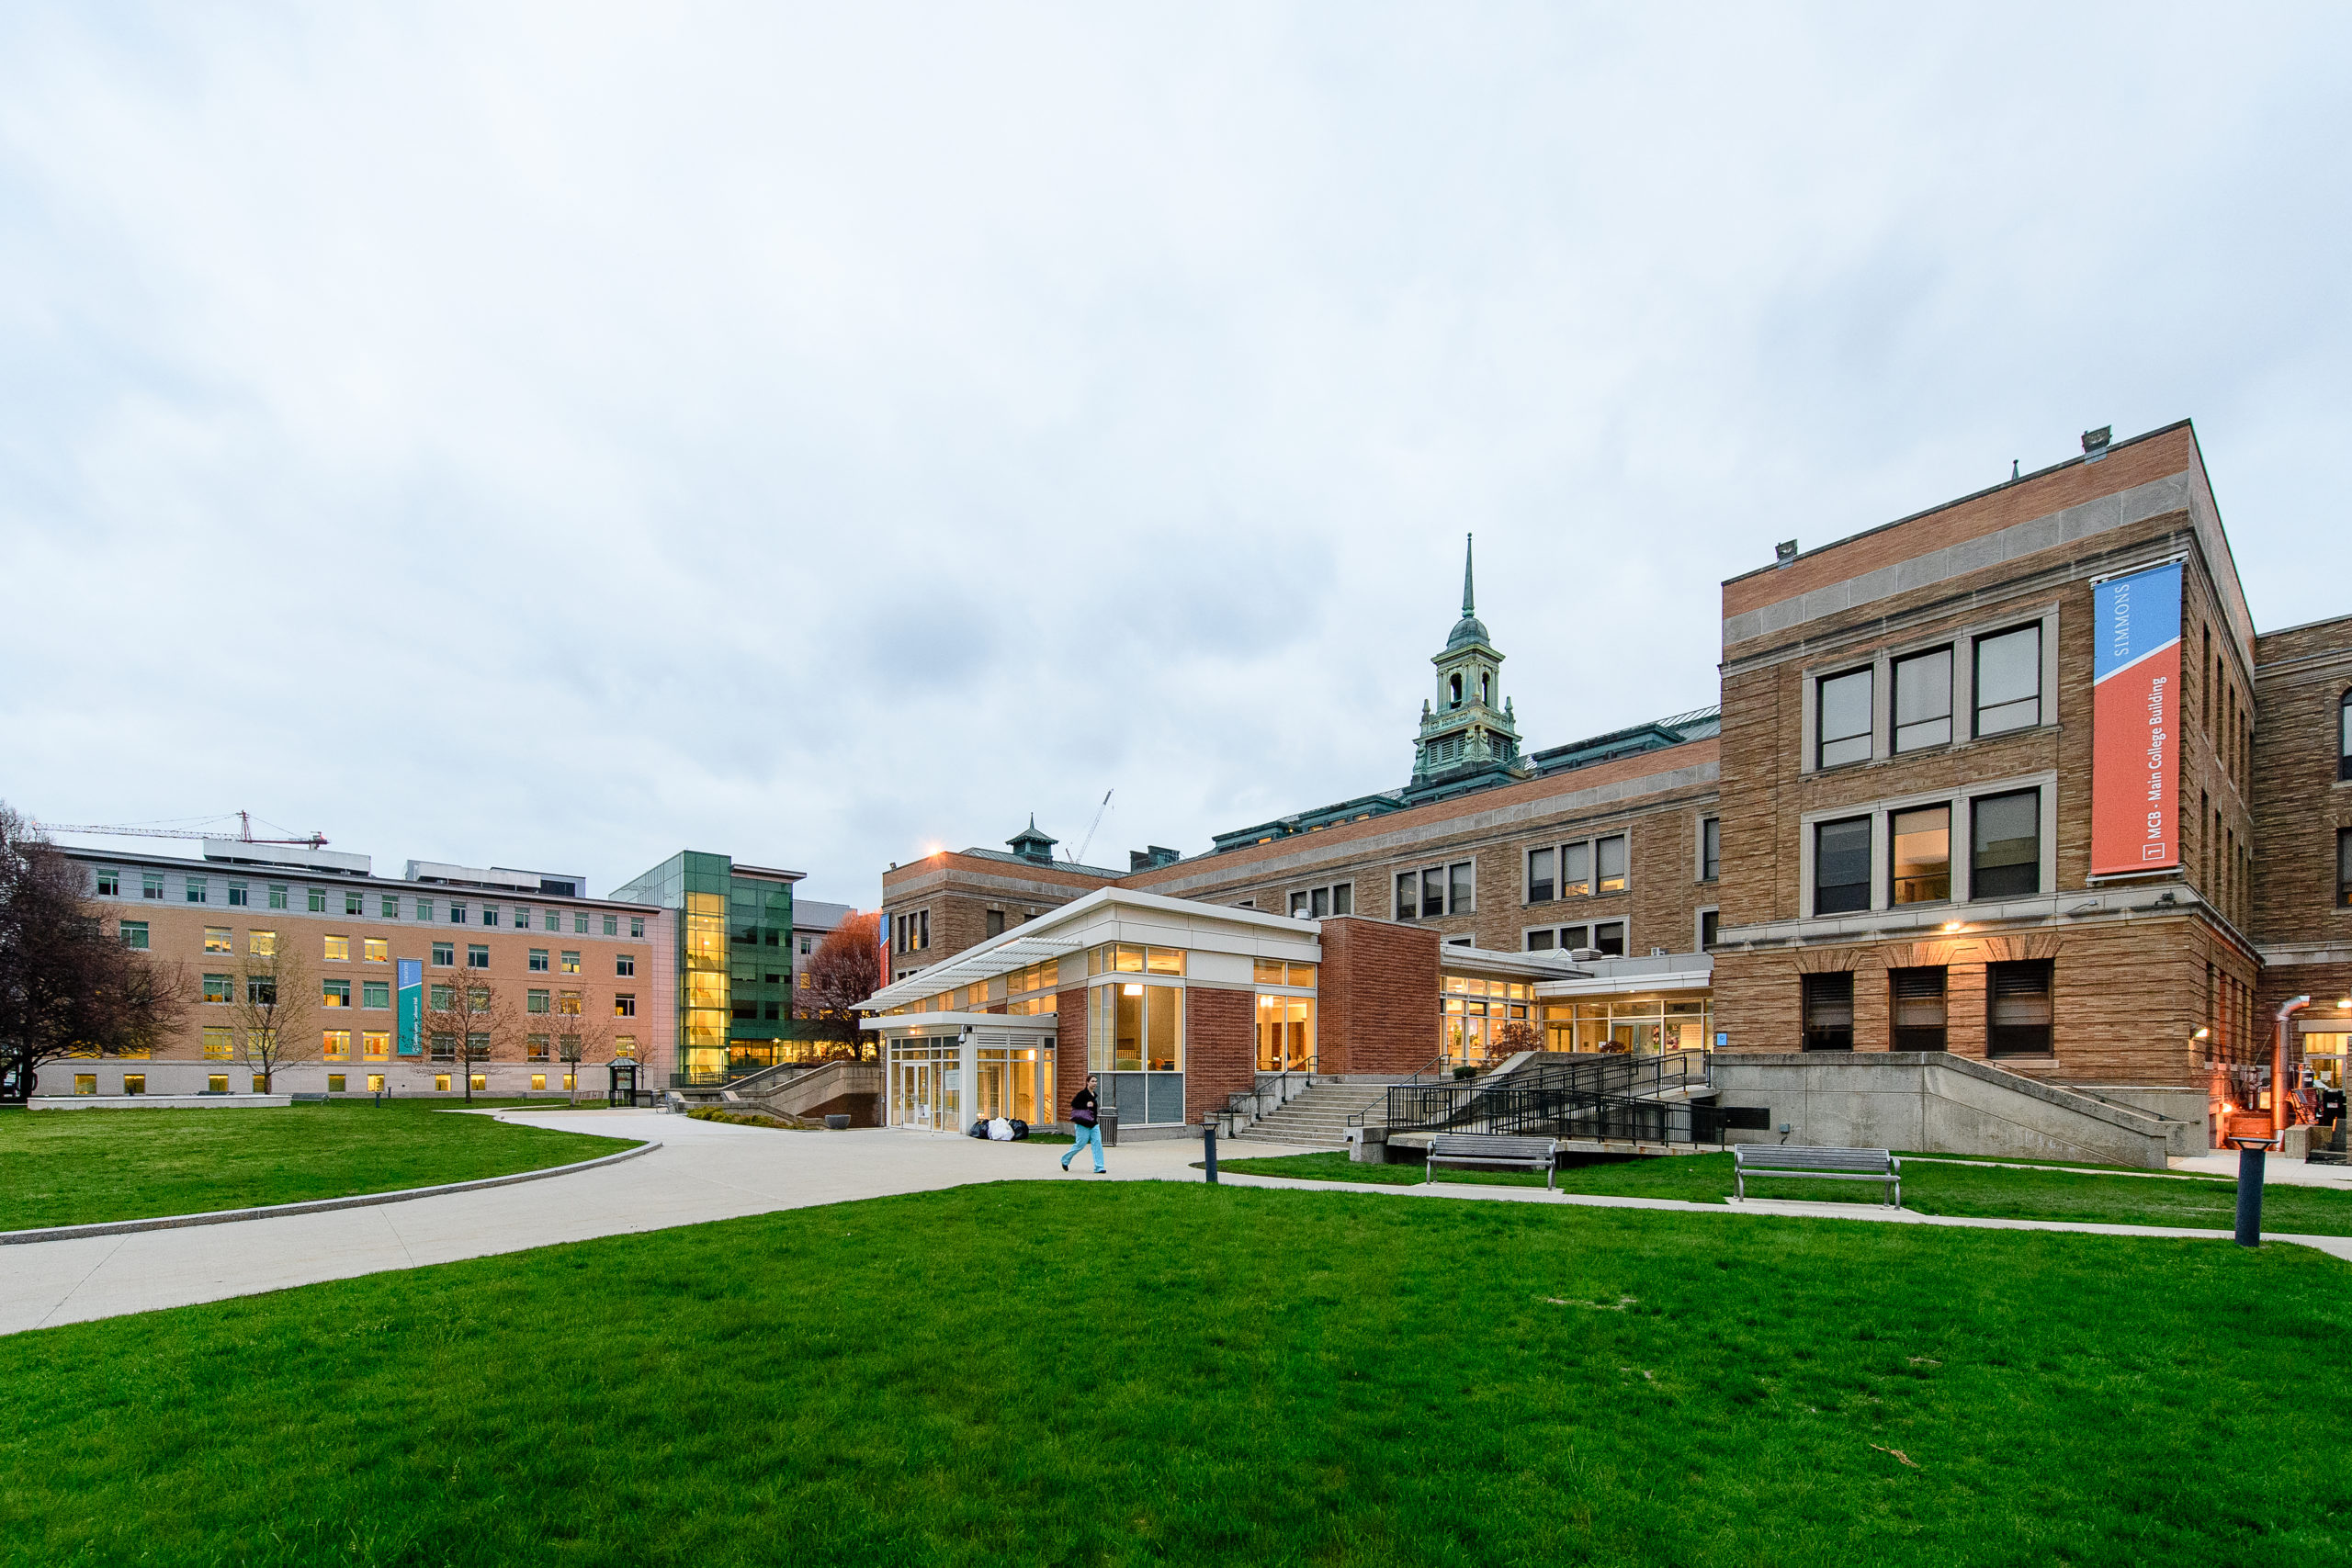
[987,1117,1014,1142]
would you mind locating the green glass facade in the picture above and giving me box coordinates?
[613,851,797,1084]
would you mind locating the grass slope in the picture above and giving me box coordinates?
[0,1102,634,1231]
[1,1183,2346,1566]
[1213,1148,2352,1235]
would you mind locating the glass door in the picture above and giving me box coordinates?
[895,1059,933,1129]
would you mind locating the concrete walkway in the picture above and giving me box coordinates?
[6,1111,2348,1337]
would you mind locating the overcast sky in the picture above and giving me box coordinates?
[5,5,2348,906]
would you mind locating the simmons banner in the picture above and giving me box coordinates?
[396,957,424,1056]
[2089,560,2183,875]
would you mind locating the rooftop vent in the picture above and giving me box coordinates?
[2081,425,2112,461]
[1774,539,1798,567]
[1127,845,1182,871]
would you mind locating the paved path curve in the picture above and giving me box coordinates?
[4,1111,2346,1337]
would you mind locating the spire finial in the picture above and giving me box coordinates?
[1461,533,1476,617]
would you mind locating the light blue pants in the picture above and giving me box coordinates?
[1063,1122,1104,1171]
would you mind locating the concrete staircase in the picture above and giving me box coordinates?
[1230,1080,1396,1148]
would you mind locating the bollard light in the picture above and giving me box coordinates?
[1202,1115,1219,1185]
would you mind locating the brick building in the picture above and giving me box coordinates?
[868,419,2350,1144]
[62,841,671,1099]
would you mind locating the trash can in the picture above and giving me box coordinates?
[1100,1111,1119,1148]
[824,1113,850,1130]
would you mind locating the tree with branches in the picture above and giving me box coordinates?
[423,972,518,1104]
[232,928,315,1093]
[555,1003,612,1106]
[794,910,880,1061]
[0,802,189,1100]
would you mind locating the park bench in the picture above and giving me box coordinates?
[1734,1145,1902,1207]
[1425,1133,1559,1190]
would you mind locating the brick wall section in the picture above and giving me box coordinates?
[1317,916,1441,1074]
[2253,614,2352,950]
[1713,917,2245,1081]
[1184,986,1255,1122]
[880,852,1120,976]
[1052,985,1088,1122]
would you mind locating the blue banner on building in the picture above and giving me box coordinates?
[396,957,423,1055]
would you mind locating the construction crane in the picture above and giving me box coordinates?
[1068,789,1113,866]
[35,811,328,849]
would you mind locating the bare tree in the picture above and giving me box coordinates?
[794,910,880,1060]
[423,972,518,1104]
[0,803,190,1100]
[555,1004,612,1106]
[232,929,316,1093]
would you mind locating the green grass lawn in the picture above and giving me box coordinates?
[1212,1148,2352,1235]
[0,1182,2345,1566]
[0,1101,637,1232]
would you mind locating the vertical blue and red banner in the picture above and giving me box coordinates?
[2090,561,2183,875]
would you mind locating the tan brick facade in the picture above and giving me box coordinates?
[2250,612,2352,1043]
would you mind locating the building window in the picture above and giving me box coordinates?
[204,926,232,953]
[2338,828,2352,909]
[322,979,352,1008]
[364,938,389,963]
[561,951,581,974]
[208,1074,229,1094]
[122,1074,146,1095]
[1891,966,1949,1050]
[469,1073,487,1093]
[514,907,530,929]
[431,941,455,966]
[327,1074,346,1093]
[228,882,249,907]
[74,1073,96,1094]
[527,988,550,1014]
[364,1032,388,1059]
[482,906,500,928]
[615,993,637,1018]
[616,954,635,976]
[1400,863,1472,919]
[323,935,349,962]
[1973,625,2041,737]
[308,888,326,913]
[1395,872,1418,919]
[1700,818,1721,882]
[187,876,209,904]
[1802,972,1855,1051]
[142,872,164,899]
[1595,836,1627,895]
[1817,668,1873,768]
[1813,818,1871,915]
[203,973,233,1004]
[96,868,119,896]
[345,890,363,916]
[434,1073,452,1090]
[1893,648,1952,752]
[799,936,813,955]
[268,884,288,909]
[323,1030,350,1059]
[417,898,435,921]
[249,930,276,956]
[449,903,466,924]
[527,1034,550,1062]
[544,909,560,931]
[362,980,390,1009]
[603,914,618,936]
[1890,806,1951,905]
[468,944,490,969]
[383,895,401,919]
[1287,884,1352,919]
[119,919,149,949]
[430,984,455,1010]
[1591,920,1626,957]
[1699,909,1719,950]
[368,1073,385,1093]
[1527,847,1555,903]
[1987,959,2054,1055]
[986,909,1005,938]
[2339,689,2352,783]
[1560,841,1590,898]
[630,917,644,938]
[1971,790,2041,899]
[615,1036,637,1058]
[530,949,549,972]
[202,1026,233,1059]
[1526,929,1553,951]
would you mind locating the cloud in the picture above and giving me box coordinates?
[2,1,2348,901]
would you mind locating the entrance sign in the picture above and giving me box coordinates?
[396,958,423,1055]
[2090,561,2183,875]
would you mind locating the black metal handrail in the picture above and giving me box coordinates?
[1379,1050,1714,1144]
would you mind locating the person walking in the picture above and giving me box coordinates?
[1062,1074,1106,1174]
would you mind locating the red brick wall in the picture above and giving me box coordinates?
[1318,916,1441,1075]
[1185,987,1254,1122]
[1053,985,1088,1122]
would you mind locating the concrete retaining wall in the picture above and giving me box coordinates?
[32,1094,295,1111]
[1712,1054,2185,1168]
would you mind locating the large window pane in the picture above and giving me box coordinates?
[1596,836,1627,893]
[1894,649,1953,751]
[1818,669,1873,767]
[1561,842,1590,897]
[1891,966,1949,1051]
[1145,985,1181,1072]
[1422,867,1445,918]
[1114,985,1144,1071]
[1803,972,1855,1051]
[1813,818,1872,914]
[1890,806,1951,905]
[1527,847,1555,903]
[1972,790,2041,898]
[2338,828,2352,908]
[1701,818,1721,881]
[1396,872,1418,919]
[1987,959,2054,1055]
[1448,863,1474,915]
[1974,626,2041,736]
[2340,692,2351,783]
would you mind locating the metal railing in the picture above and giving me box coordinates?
[1374,1050,1715,1144]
